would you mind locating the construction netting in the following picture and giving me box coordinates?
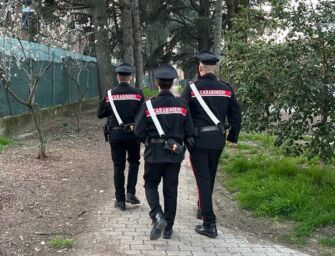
[0,37,99,117]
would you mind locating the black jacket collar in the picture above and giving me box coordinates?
[157,90,174,97]
[199,73,217,80]
[118,82,130,87]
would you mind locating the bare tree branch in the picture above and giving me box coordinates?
[3,82,29,106]
[189,0,200,11]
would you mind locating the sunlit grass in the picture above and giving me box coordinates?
[221,132,335,242]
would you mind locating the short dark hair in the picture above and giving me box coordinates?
[117,72,131,76]
[157,79,173,90]
[117,74,131,82]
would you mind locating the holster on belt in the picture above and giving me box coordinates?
[148,137,184,155]
[110,123,135,133]
[163,139,184,155]
[123,123,135,133]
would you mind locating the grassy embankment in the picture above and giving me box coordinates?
[220,133,335,246]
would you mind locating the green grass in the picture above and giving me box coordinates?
[221,132,335,241]
[236,143,256,151]
[0,136,12,151]
[319,236,335,247]
[49,237,74,249]
[239,133,276,148]
[143,87,158,98]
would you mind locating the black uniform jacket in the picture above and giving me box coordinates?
[97,82,144,142]
[134,90,194,163]
[181,73,241,150]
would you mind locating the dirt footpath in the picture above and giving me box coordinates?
[0,111,113,256]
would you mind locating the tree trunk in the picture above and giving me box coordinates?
[181,42,196,79]
[91,0,113,97]
[76,82,81,132]
[131,0,143,88]
[120,0,134,64]
[213,0,223,76]
[31,106,46,159]
[77,100,82,132]
[144,0,169,88]
[198,0,211,50]
[224,0,250,30]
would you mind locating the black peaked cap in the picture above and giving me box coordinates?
[154,64,178,80]
[115,62,134,75]
[197,49,219,65]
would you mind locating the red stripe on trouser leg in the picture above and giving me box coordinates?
[190,155,203,220]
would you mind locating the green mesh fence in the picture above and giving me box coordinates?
[0,38,100,117]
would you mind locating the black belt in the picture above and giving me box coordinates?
[150,138,165,143]
[110,123,134,131]
[111,126,123,131]
[197,126,220,133]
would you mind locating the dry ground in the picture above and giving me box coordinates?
[0,111,113,256]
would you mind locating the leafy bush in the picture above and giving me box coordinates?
[223,1,335,164]
[142,87,158,98]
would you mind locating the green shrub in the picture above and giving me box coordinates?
[143,87,158,98]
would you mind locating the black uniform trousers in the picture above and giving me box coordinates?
[110,140,141,202]
[144,162,181,230]
[189,147,223,226]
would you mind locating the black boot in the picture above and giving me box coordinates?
[114,201,126,211]
[126,193,140,204]
[163,228,173,239]
[195,223,217,238]
[196,208,201,219]
[150,213,167,240]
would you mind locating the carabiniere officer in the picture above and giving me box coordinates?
[97,62,144,211]
[134,64,195,240]
[181,50,241,238]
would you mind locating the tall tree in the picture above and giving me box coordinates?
[198,0,211,50]
[91,0,113,96]
[53,0,114,96]
[143,0,170,88]
[213,0,224,76]
[131,0,144,88]
[224,0,250,30]
[120,0,134,64]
